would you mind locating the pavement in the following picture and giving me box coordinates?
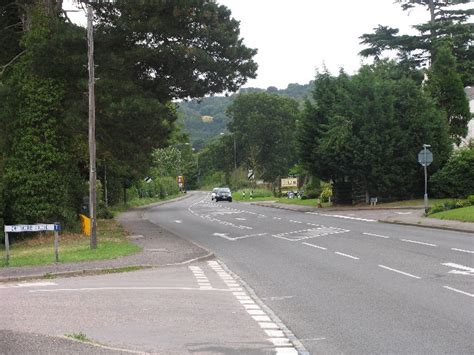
[253,201,474,234]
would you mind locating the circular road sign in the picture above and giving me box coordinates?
[418,149,433,166]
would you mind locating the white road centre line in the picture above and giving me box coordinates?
[302,242,327,250]
[451,248,474,254]
[335,252,360,260]
[443,286,474,298]
[400,239,437,247]
[363,232,389,239]
[378,265,421,279]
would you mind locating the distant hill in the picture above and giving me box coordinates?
[177,82,313,149]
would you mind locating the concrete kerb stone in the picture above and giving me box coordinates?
[379,219,474,234]
[253,201,474,234]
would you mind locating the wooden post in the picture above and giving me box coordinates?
[88,3,97,249]
[4,232,9,266]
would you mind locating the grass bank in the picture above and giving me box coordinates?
[428,206,474,223]
[1,219,140,268]
[109,193,181,216]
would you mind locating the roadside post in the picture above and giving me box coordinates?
[3,223,61,265]
[418,144,433,215]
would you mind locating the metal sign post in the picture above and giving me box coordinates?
[418,144,433,215]
[3,223,61,265]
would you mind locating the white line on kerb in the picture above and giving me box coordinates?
[400,239,437,247]
[302,242,327,250]
[443,286,474,298]
[378,265,421,279]
[335,252,359,260]
[363,232,389,239]
[451,248,474,254]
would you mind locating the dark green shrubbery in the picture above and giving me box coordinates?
[431,146,474,198]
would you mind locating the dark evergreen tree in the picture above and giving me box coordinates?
[425,45,471,144]
[359,0,473,86]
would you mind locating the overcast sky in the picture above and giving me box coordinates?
[64,0,430,89]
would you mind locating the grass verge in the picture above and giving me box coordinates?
[1,219,140,268]
[109,194,181,216]
[428,206,474,222]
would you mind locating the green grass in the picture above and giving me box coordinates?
[1,219,140,268]
[379,198,462,207]
[65,332,91,342]
[110,194,180,216]
[428,206,474,222]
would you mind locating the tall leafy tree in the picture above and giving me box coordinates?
[359,0,473,86]
[297,61,452,203]
[227,92,299,182]
[425,44,471,144]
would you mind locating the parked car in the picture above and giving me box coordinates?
[215,187,232,202]
[211,188,219,201]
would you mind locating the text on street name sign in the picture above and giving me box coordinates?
[4,224,61,233]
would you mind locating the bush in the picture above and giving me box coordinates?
[431,146,474,198]
[320,182,333,202]
[467,195,474,205]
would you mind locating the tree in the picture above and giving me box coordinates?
[227,92,300,182]
[0,0,257,224]
[431,145,474,198]
[297,62,452,203]
[425,45,471,144]
[359,0,473,86]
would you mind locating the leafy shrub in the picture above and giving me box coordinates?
[431,146,474,198]
[320,182,333,202]
[467,195,474,205]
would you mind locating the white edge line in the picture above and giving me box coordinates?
[378,265,421,279]
[335,252,359,260]
[302,242,327,250]
[400,239,437,247]
[443,286,474,298]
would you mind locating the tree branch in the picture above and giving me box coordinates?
[0,50,26,76]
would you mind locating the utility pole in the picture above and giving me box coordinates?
[233,134,237,169]
[87,2,97,249]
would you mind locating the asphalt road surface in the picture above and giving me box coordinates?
[145,191,474,354]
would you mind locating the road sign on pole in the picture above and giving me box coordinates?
[247,169,254,180]
[418,145,433,215]
[418,148,433,166]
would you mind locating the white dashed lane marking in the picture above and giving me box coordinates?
[0,282,57,289]
[443,286,474,298]
[451,248,474,254]
[363,232,389,239]
[334,251,360,260]
[378,265,421,279]
[400,239,437,247]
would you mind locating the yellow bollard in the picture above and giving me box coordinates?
[79,214,91,236]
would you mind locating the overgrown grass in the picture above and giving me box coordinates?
[65,332,91,342]
[109,193,181,216]
[428,206,474,222]
[1,219,140,268]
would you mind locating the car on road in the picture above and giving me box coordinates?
[215,187,232,202]
[211,188,219,201]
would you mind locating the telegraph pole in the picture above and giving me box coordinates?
[87,3,97,249]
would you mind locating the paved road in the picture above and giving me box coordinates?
[146,191,474,354]
[1,262,291,354]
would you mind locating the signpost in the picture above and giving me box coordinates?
[247,169,255,180]
[418,144,433,215]
[3,223,61,265]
